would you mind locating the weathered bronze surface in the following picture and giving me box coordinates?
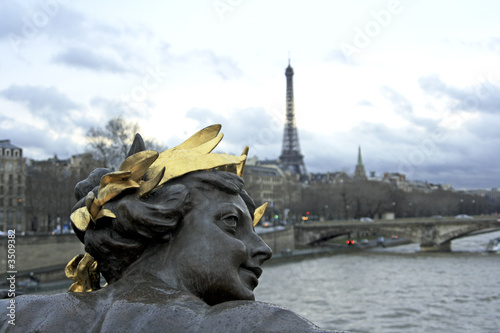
[0,125,349,332]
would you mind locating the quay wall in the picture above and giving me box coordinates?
[0,233,84,282]
[258,226,295,254]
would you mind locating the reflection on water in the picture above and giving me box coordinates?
[255,231,500,333]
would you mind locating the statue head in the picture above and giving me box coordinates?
[66,125,272,305]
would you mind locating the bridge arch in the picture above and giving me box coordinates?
[294,217,500,252]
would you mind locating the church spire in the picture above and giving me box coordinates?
[354,146,367,181]
[357,146,363,166]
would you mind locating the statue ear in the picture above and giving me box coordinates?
[127,133,146,157]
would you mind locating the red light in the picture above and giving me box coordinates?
[306,211,310,215]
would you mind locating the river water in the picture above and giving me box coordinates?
[255,231,500,333]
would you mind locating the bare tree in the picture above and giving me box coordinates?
[86,117,165,170]
[25,160,82,232]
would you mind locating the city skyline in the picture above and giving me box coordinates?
[1,1,499,189]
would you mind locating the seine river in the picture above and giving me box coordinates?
[255,231,500,333]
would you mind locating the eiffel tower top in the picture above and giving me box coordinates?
[285,59,293,76]
[279,60,307,179]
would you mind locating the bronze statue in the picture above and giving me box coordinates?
[1,125,349,332]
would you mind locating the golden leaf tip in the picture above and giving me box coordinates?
[253,202,268,227]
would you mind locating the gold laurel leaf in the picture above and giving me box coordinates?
[97,180,140,205]
[65,254,84,280]
[157,153,246,186]
[74,253,100,292]
[147,133,224,179]
[68,282,84,293]
[118,150,159,181]
[95,208,116,221]
[237,146,249,177]
[99,171,131,189]
[89,198,101,219]
[77,253,95,272]
[138,167,165,197]
[70,207,91,231]
[175,124,221,150]
[190,132,223,154]
[85,191,95,213]
[253,202,268,227]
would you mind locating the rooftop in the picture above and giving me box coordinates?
[0,139,22,150]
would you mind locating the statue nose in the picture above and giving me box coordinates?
[249,234,272,265]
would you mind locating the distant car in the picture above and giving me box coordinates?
[377,237,385,246]
[431,215,443,219]
[360,217,374,222]
[455,214,473,220]
[391,235,398,239]
[361,239,369,245]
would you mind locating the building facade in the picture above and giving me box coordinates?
[243,157,302,222]
[0,140,27,232]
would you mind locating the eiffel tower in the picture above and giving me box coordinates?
[279,59,307,179]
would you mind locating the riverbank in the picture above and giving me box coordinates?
[265,237,412,264]
[14,238,411,294]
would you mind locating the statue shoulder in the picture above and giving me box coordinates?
[203,300,341,332]
[0,292,101,332]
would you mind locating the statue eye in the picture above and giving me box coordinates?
[222,215,238,233]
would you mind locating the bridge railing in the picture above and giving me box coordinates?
[297,215,498,226]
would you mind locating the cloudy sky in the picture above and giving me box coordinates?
[1,0,499,190]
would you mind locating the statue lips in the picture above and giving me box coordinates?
[240,265,262,289]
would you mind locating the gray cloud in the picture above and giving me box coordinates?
[171,49,243,81]
[1,84,79,112]
[381,85,440,131]
[325,48,358,66]
[419,74,500,113]
[90,96,151,119]
[297,114,500,190]
[0,122,84,160]
[52,47,127,73]
[185,106,281,157]
[0,1,151,76]
[203,50,243,80]
[0,1,26,39]
[183,104,500,189]
[357,100,373,107]
[380,85,413,115]
[0,84,89,131]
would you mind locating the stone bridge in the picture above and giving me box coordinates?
[294,217,500,251]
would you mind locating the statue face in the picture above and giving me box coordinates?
[155,190,272,305]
